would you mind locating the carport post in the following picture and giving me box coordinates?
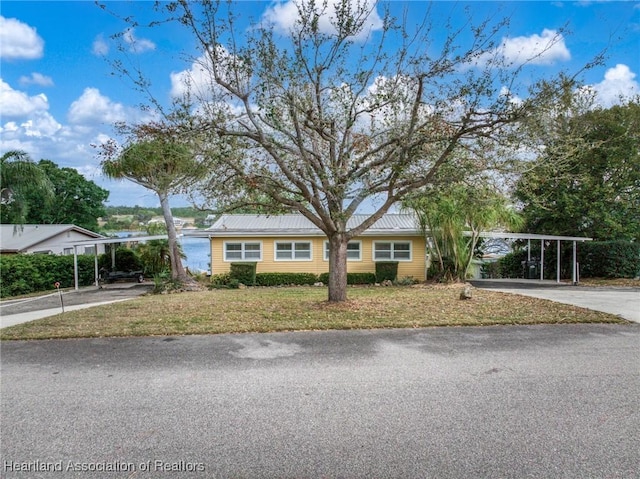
[572,241,577,285]
[557,240,561,283]
[111,244,117,269]
[527,240,531,261]
[94,244,99,287]
[540,239,545,281]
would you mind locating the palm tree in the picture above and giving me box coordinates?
[1,150,54,224]
[136,223,186,276]
[406,184,523,282]
[101,138,203,283]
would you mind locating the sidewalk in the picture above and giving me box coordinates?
[0,283,153,329]
[0,299,135,328]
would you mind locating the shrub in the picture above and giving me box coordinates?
[375,262,398,282]
[498,251,528,278]
[98,247,143,272]
[209,273,232,286]
[394,276,417,286]
[255,272,318,286]
[318,272,377,285]
[427,256,457,282]
[229,262,257,285]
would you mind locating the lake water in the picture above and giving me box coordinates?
[112,231,211,273]
[179,236,211,273]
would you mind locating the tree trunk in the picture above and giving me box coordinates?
[159,192,188,282]
[327,233,348,302]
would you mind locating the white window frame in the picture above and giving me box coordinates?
[223,241,263,262]
[274,241,313,261]
[63,248,73,256]
[373,241,412,262]
[323,240,362,261]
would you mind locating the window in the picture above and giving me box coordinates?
[63,248,73,255]
[224,242,262,261]
[323,241,362,261]
[373,241,411,261]
[275,241,312,261]
[84,246,96,255]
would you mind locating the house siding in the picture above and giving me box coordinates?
[211,235,426,281]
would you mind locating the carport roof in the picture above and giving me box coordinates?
[68,234,170,246]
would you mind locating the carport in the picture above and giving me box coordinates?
[473,232,593,284]
[68,235,169,290]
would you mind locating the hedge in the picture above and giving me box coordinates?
[375,262,398,282]
[212,271,378,287]
[0,254,96,298]
[579,241,640,278]
[255,272,318,286]
[318,272,377,285]
[229,262,257,285]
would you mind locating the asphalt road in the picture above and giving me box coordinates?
[2,324,639,478]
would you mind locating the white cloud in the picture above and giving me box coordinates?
[0,16,44,61]
[0,78,49,117]
[587,64,639,107]
[92,34,109,56]
[0,80,62,139]
[170,47,251,106]
[473,29,571,69]
[170,54,213,99]
[19,72,54,87]
[123,28,155,54]
[261,0,383,42]
[19,116,62,138]
[67,88,127,125]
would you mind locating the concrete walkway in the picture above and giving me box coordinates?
[472,279,640,323]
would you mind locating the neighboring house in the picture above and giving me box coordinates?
[148,217,188,228]
[0,225,106,255]
[198,214,428,280]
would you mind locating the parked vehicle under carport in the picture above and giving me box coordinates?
[98,268,145,285]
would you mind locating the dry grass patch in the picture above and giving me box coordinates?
[0,285,626,340]
[578,278,640,287]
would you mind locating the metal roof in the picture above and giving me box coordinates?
[0,224,104,253]
[191,213,423,237]
[181,213,593,242]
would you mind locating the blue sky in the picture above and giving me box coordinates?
[1,1,639,208]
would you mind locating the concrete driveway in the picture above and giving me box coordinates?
[472,280,640,323]
[1,325,638,478]
[0,283,153,328]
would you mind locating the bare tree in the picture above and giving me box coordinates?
[110,0,593,301]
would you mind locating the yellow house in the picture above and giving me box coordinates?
[201,214,427,281]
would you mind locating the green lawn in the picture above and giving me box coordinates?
[0,284,627,340]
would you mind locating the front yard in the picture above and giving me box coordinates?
[0,284,626,340]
